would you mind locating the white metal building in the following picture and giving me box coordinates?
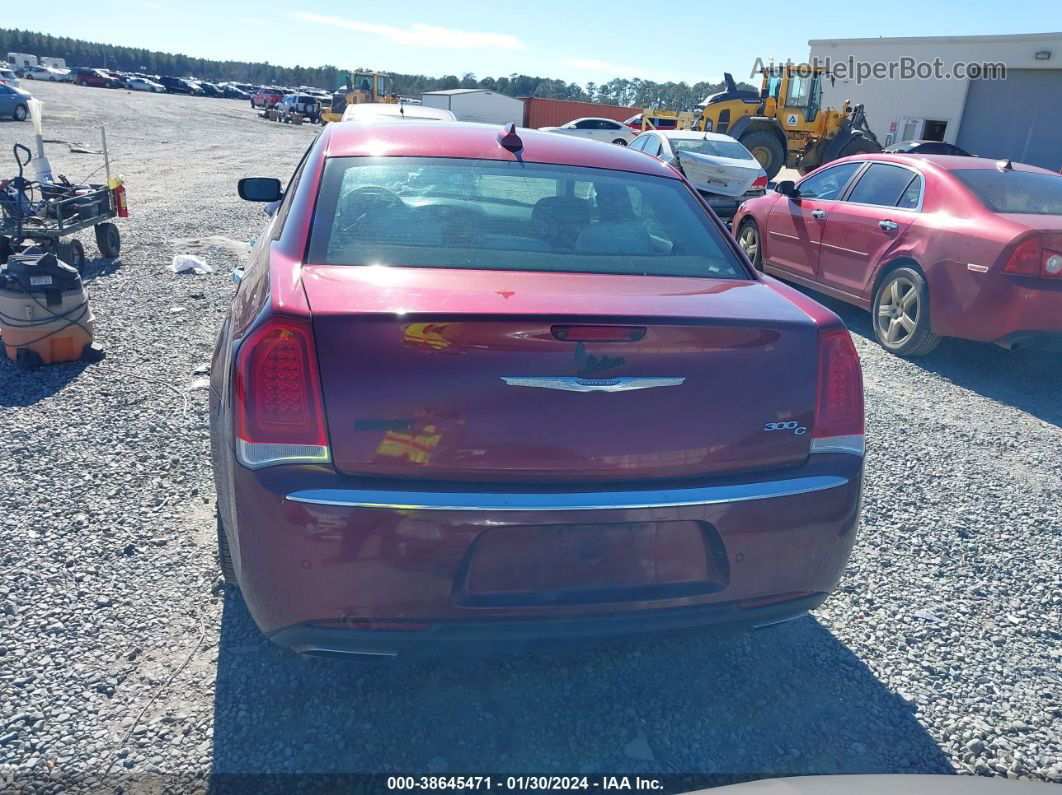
[420,89,524,126]
[808,32,1062,170]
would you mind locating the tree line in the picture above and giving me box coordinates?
[0,28,754,111]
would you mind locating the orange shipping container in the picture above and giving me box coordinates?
[520,97,641,129]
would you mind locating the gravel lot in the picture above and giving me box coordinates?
[1,82,1059,792]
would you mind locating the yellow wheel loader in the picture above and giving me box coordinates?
[691,67,882,180]
[319,71,397,124]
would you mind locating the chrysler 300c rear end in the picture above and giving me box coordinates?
[210,122,864,658]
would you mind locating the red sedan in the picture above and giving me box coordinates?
[210,121,864,658]
[733,153,1062,355]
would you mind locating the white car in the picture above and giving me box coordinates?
[629,130,768,219]
[0,68,19,88]
[539,117,637,146]
[22,66,67,82]
[126,77,164,93]
[341,102,456,123]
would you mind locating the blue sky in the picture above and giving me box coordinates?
[9,0,1060,85]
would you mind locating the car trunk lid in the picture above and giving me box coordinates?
[676,151,763,197]
[302,266,819,483]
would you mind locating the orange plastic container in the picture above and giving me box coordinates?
[0,285,95,365]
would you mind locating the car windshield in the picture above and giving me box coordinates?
[307,157,747,279]
[953,168,1062,215]
[671,138,756,160]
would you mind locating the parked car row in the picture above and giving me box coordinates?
[61,67,256,99]
[3,59,333,106]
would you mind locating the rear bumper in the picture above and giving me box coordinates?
[225,452,863,653]
[270,592,828,660]
[929,267,1062,342]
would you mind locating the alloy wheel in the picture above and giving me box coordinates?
[876,276,919,347]
[739,224,759,262]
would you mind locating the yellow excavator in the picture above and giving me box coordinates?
[643,66,882,180]
[319,71,397,123]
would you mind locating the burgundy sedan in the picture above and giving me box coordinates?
[210,121,864,659]
[733,154,1062,356]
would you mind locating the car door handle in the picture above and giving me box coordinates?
[879,220,899,231]
[811,209,827,220]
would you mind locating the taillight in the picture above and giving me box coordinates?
[1004,238,1041,276]
[751,174,768,190]
[1003,237,1062,278]
[811,328,864,455]
[234,316,330,469]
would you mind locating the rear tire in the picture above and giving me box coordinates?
[872,267,941,357]
[740,131,785,181]
[611,138,628,146]
[95,222,121,258]
[737,218,763,270]
[217,508,238,585]
[13,103,28,122]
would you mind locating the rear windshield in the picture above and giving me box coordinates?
[307,157,748,279]
[672,138,755,160]
[953,169,1062,216]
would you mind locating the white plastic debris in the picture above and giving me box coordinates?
[170,255,213,275]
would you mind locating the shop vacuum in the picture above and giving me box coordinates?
[0,247,102,368]
[0,143,102,368]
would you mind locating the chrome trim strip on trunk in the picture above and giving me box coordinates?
[501,376,685,393]
[285,475,849,512]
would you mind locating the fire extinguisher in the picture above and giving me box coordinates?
[113,183,128,218]
[108,176,129,218]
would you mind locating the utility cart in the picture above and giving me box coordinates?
[0,143,126,273]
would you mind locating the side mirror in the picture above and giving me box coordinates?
[238,177,282,202]
[774,180,798,197]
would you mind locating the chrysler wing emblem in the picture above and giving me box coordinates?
[501,376,685,393]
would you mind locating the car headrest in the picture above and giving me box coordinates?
[531,196,592,248]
